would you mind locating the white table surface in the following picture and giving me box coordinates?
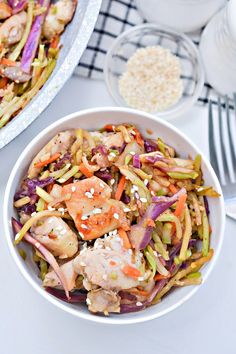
[0,77,235,354]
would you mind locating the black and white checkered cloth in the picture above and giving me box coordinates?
[74,0,218,106]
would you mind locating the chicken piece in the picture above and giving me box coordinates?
[87,289,120,314]
[28,130,76,178]
[62,176,130,240]
[43,0,77,40]
[0,3,12,20]
[73,235,143,291]
[102,132,124,149]
[30,216,78,259]
[0,11,26,46]
[49,184,62,199]
[0,65,31,83]
[43,259,77,291]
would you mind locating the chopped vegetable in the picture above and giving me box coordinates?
[115,175,126,200]
[174,193,187,217]
[34,153,61,168]
[118,228,131,249]
[122,265,141,279]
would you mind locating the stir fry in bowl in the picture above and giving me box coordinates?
[12,124,220,315]
[0,0,77,129]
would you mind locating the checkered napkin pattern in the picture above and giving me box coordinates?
[74,0,218,106]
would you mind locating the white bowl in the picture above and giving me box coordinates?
[4,107,225,325]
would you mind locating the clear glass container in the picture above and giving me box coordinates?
[104,24,204,120]
[200,0,236,96]
[135,0,227,33]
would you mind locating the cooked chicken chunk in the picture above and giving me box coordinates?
[0,11,26,46]
[87,289,120,314]
[73,235,143,291]
[43,0,77,40]
[31,216,78,259]
[62,176,130,240]
[43,259,77,291]
[28,131,76,178]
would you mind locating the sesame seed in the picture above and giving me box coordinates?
[138,276,144,281]
[153,251,158,257]
[140,197,147,203]
[79,232,84,238]
[102,274,108,280]
[144,179,149,186]
[110,178,115,185]
[71,186,76,192]
[135,192,140,200]
[151,191,155,196]
[80,261,86,266]
[133,185,139,191]
[35,242,40,248]
[81,224,88,229]
[128,249,132,255]
[81,215,88,220]
[100,182,105,188]
[86,298,91,305]
[93,208,102,214]
[15,233,20,241]
[85,192,93,199]
[47,206,55,211]
[60,229,67,235]
[105,246,111,251]
[58,207,65,212]
[109,152,116,158]
[123,207,131,212]
[59,178,66,183]
[136,301,143,307]
[129,151,135,156]
[130,130,136,135]
[90,188,95,195]
[113,229,118,235]
[113,213,119,220]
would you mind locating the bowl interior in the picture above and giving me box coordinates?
[104,24,204,120]
[4,108,224,324]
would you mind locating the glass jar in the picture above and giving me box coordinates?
[135,0,227,33]
[200,0,236,95]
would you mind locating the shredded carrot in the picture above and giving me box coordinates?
[79,162,93,178]
[154,274,170,281]
[146,218,155,227]
[34,153,61,169]
[103,124,114,132]
[118,228,131,249]
[134,128,144,147]
[122,265,141,279]
[46,182,55,194]
[169,184,178,194]
[50,35,60,49]
[115,175,126,200]
[0,77,8,89]
[0,58,17,67]
[174,194,187,217]
[109,260,117,266]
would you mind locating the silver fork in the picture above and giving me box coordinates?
[208,94,236,220]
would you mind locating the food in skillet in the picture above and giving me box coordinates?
[12,124,220,315]
[0,0,77,129]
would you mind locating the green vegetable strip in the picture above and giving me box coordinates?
[157,213,182,240]
[152,232,169,261]
[167,171,199,180]
[162,222,172,244]
[186,271,201,279]
[58,165,79,183]
[36,198,45,212]
[202,207,210,256]
[152,249,214,304]
[9,0,34,61]
[179,206,192,260]
[147,246,169,276]
[40,258,48,281]
[144,249,156,277]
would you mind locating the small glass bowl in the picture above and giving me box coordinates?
[104,24,204,120]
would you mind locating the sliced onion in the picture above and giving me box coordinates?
[12,218,70,299]
[46,287,87,303]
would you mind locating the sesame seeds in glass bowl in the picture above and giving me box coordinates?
[104,24,204,120]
